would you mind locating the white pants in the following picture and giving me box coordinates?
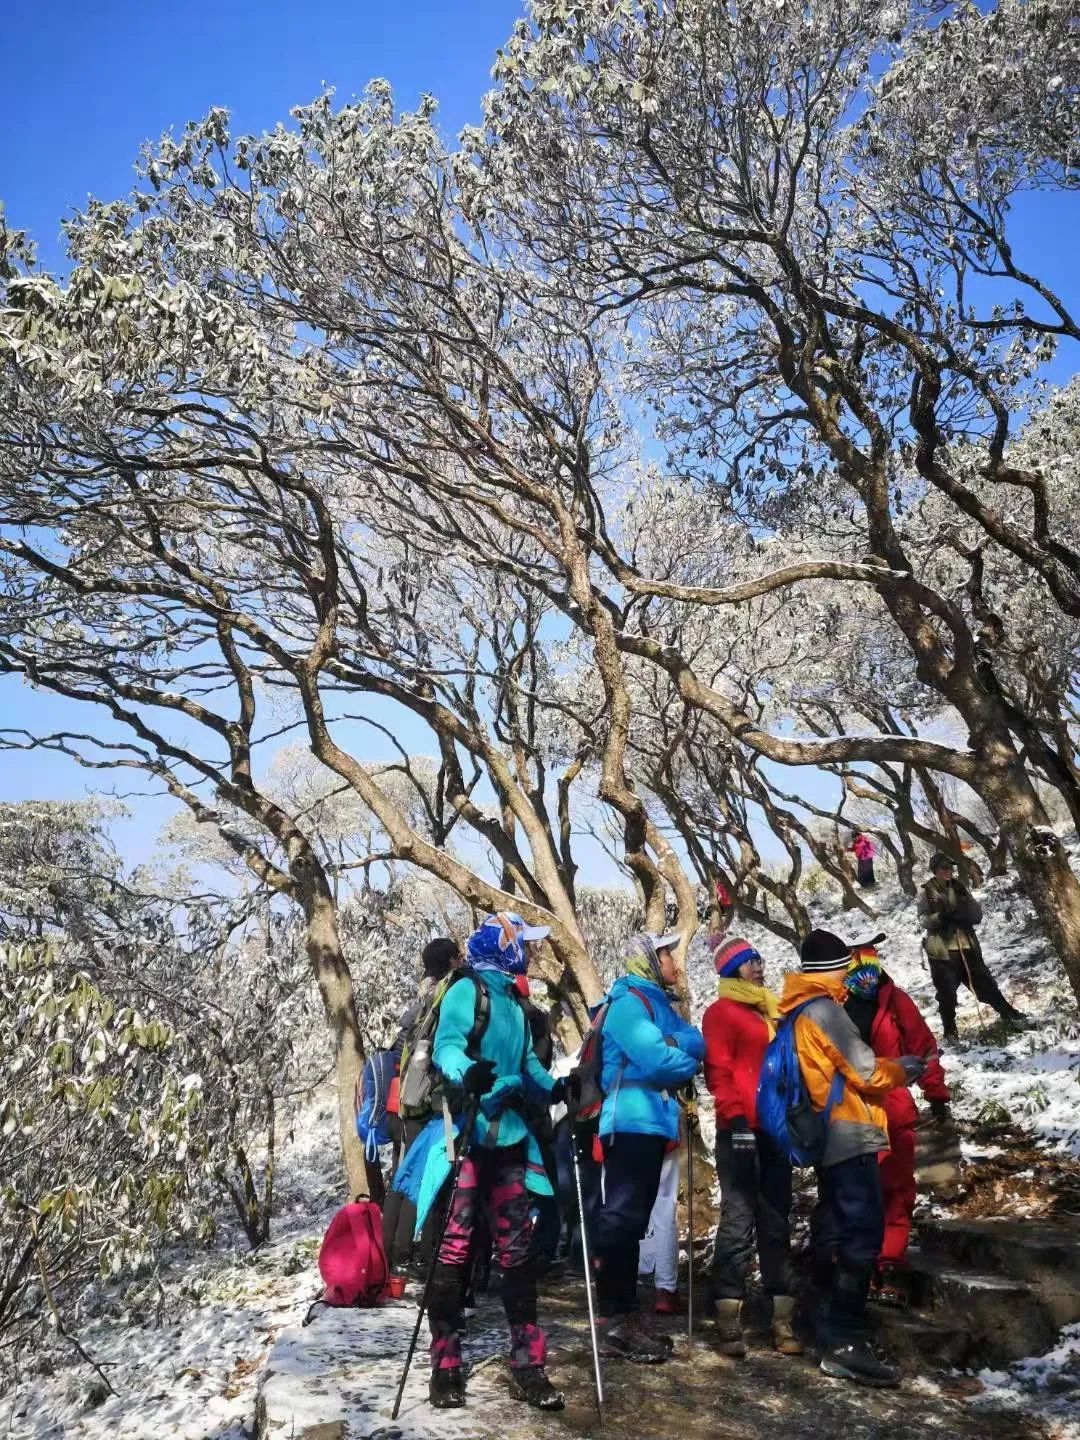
[638,1148,680,1291]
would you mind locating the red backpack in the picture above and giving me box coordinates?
[302,1201,389,1324]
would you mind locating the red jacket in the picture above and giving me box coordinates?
[869,975,950,1128]
[702,996,772,1129]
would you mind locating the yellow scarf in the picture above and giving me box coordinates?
[716,978,780,1036]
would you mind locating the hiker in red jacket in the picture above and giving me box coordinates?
[702,937,801,1358]
[842,944,950,1297]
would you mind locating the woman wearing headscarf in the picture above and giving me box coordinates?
[393,911,566,1412]
[703,938,801,1358]
[591,930,704,1363]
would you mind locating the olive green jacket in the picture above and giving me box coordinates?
[918,878,983,964]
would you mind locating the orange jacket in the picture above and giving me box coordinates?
[779,971,908,1165]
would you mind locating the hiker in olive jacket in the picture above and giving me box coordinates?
[918,854,1030,1042]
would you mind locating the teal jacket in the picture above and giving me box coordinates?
[599,974,704,1140]
[433,967,557,1149]
[393,968,557,1236]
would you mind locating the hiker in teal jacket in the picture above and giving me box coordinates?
[593,931,703,1362]
[416,912,566,1414]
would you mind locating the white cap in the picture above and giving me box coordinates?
[647,931,682,952]
[517,921,551,942]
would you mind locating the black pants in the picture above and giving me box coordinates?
[592,1133,667,1317]
[930,949,1016,1033]
[857,858,876,888]
[382,1116,428,1272]
[711,1130,793,1300]
[810,1154,885,1344]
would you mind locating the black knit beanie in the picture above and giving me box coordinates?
[422,937,459,979]
[800,928,886,974]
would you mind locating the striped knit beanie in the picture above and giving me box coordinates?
[712,936,761,978]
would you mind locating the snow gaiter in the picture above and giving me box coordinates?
[829,1261,874,1345]
[427,1262,467,1371]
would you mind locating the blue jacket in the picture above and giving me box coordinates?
[599,975,704,1140]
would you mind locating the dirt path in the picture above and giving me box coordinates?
[457,1280,1043,1440]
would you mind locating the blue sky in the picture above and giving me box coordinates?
[2,0,523,271]
[0,2,1077,886]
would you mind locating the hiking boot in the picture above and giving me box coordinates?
[429,1368,466,1408]
[653,1288,681,1316]
[713,1298,747,1357]
[1003,1011,1036,1032]
[820,1339,900,1388]
[599,1314,670,1363]
[508,1366,565,1410]
[771,1295,803,1356]
[637,1310,675,1352]
[873,1266,909,1309]
[940,1029,960,1049]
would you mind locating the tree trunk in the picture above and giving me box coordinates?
[977,750,1080,1007]
[300,885,369,1197]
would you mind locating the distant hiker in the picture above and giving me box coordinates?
[918,853,1031,1043]
[382,938,462,1277]
[637,1142,681,1315]
[842,944,950,1301]
[781,928,928,1387]
[392,912,566,1411]
[591,931,704,1363]
[703,938,801,1358]
[852,833,877,889]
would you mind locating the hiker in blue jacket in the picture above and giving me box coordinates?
[593,930,704,1363]
[396,911,567,1413]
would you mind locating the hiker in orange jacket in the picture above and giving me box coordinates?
[780,929,927,1388]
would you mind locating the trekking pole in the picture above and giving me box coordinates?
[570,1123,605,1425]
[391,1097,480,1422]
[956,931,991,1033]
[683,1090,698,1353]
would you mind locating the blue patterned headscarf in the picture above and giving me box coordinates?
[466,912,538,975]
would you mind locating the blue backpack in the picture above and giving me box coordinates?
[756,999,844,1167]
[355,1049,399,1161]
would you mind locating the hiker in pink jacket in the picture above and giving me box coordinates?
[852,833,876,889]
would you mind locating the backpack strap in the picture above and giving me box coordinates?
[463,972,491,1059]
[625,985,656,1020]
[787,998,847,1116]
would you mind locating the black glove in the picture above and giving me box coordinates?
[462,1059,497,1097]
[930,1099,951,1124]
[678,1081,698,1107]
[898,1054,928,1084]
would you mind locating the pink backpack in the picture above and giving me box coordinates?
[303,1201,389,1324]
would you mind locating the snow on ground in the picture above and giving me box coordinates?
[5,858,1080,1438]
[975,1323,1080,1439]
[0,1092,344,1440]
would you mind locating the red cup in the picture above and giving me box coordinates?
[386,1274,407,1299]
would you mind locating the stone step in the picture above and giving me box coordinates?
[867,1305,975,1370]
[903,1251,1057,1366]
[914,1215,1080,1327]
